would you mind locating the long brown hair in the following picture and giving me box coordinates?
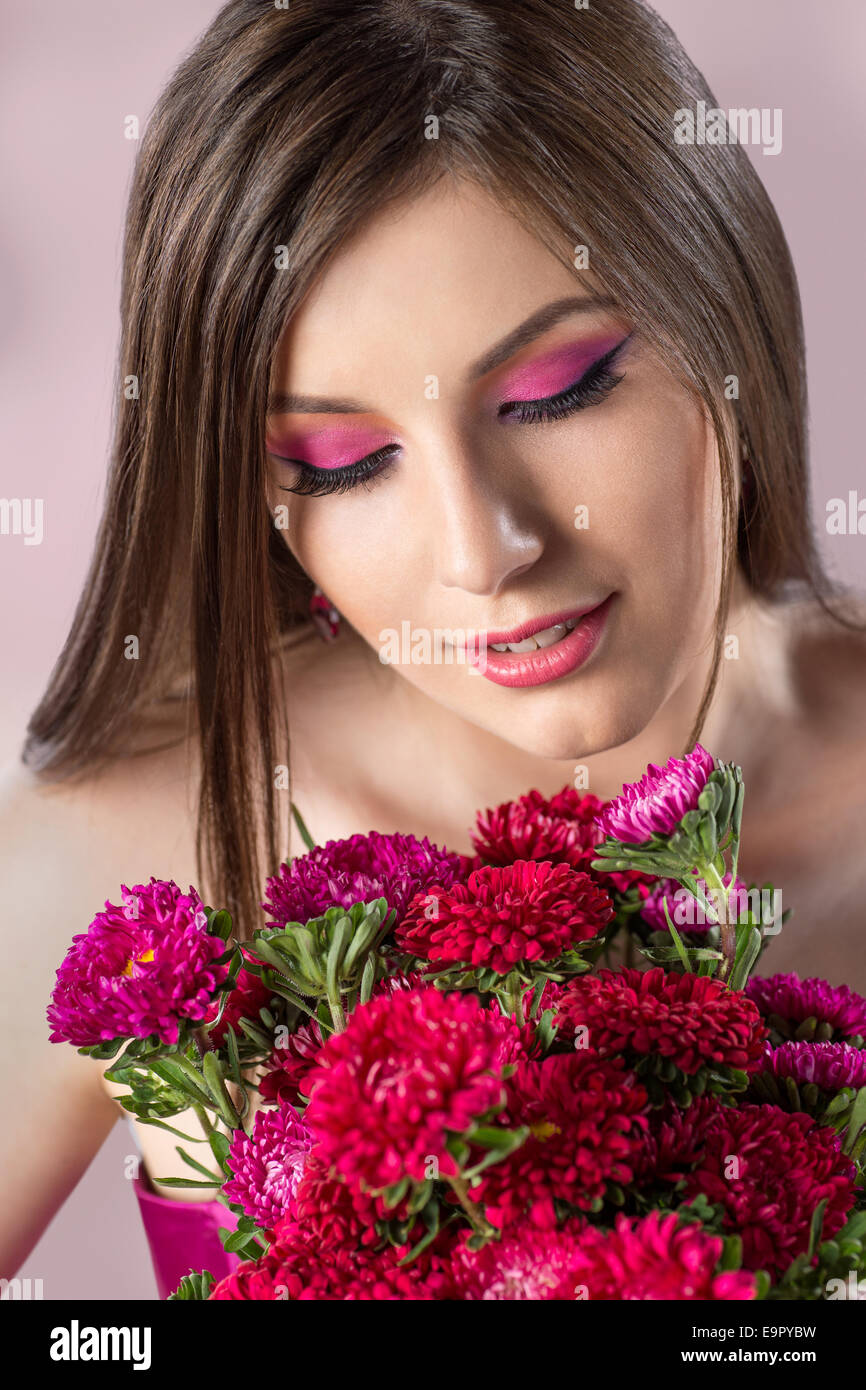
[23,0,862,934]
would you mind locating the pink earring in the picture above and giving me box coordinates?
[309,586,341,643]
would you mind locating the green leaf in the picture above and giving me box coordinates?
[662,899,692,972]
[843,1087,866,1155]
[326,914,353,1001]
[225,1025,244,1089]
[120,1112,202,1142]
[381,1177,411,1209]
[152,1175,223,1188]
[727,925,762,992]
[209,1130,232,1170]
[150,1057,212,1104]
[175,1145,223,1180]
[290,801,316,851]
[807,1198,829,1258]
[359,954,376,1004]
[201,1051,243,1128]
[207,909,234,941]
[168,1270,215,1301]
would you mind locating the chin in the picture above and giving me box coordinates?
[480,686,660,764]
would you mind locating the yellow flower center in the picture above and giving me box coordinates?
[121,947,155,977]
[530,1120,561,1142]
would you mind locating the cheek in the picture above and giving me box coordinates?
[275,486,413,629]
[544,385,720,610]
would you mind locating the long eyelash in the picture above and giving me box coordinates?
[274,337,631,497]
[499,337,630,425]
[277,444,400,498]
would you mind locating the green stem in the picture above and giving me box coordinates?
[700,861,735,978]
[447,1176,497,1239]
[192,1102,215,1139]
[505,972,525,1027]
[327,993,346,1034]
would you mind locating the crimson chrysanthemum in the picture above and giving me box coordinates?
[476,1050,648,1230]
[555,1211,757,1300]
[263,830,465,927]
[47,879,229,1046]
[451,1218,592,1299]
[555,967,768,1076]
[289,1150,423,1251]
[634,1095,725,1184]
[203,947,274,1045]
[472,788,606,866]
[595,744,716,843]
[304,986,523,1192]
[259,1019,325,1107]
[471,786,653,895]
[682,1102,857,1276]
[209,1221,454,1300]
[746,972,866,1041]
[223,1100,313,1229]
[397,860,613,975]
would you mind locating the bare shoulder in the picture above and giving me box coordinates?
[0,730,201,959]
[782,590,866,735]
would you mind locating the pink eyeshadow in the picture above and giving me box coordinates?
[495,334,623,403]
[266,424,394,470]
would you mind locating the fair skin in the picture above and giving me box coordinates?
[2,177,865,1275]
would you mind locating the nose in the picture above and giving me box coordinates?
[426,437,547,597]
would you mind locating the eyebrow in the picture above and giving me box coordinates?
[266,293,618,416]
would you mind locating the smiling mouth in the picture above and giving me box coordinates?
[447,597,608,656]
[456,594,616,688]
[487,617,580,654]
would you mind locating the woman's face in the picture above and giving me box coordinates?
[267,176,725,760]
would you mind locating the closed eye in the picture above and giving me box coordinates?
[498,334,632,424]
[270,334,632,497]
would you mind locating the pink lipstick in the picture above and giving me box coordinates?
[466,593,616,687]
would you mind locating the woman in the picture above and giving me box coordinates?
[1,0,864,1291]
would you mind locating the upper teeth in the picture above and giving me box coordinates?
[489,619,577,653]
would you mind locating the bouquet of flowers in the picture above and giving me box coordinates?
[47,745,866,1300]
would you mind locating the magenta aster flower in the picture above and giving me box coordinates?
[263,830,465,926]
[396,860,613,975]
[304,986,523,1192]
[683,1103,857,1276]
[759,1040,866,1092]
[46,879,229,1046]
[223,1100,313,1228]
[640,871,749,933]
[746,972,866,1040]
[476,1051,648,1230]
[555,967,768,1076]
[595,744,716,844]
[563,1211,757,1300]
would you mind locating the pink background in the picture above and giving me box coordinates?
[2,1,864,1298]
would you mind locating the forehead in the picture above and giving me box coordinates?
[272,177,604,385]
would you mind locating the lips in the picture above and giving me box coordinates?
[448,600,605,653]
[467,594,616,688]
